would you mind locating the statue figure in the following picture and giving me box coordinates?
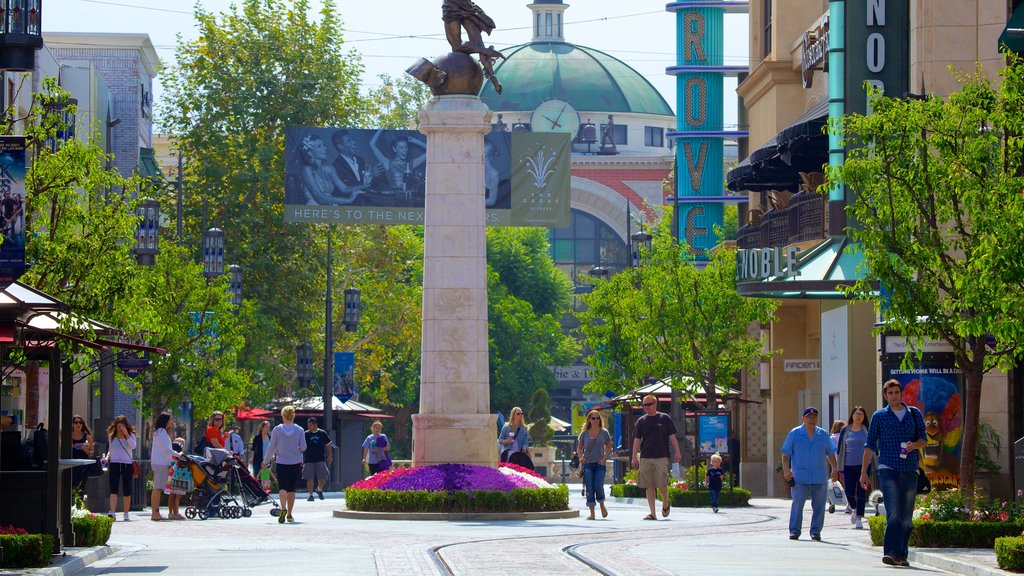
[441,0,504,94]
[599,114,618,155]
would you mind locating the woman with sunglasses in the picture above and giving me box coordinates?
[204,411,227,450]
[70,415,94,492]
[577,410,612,519]
[104,415,137,521]
[498,407,529,464]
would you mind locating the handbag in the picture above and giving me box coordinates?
[569,452,580,470]
[916,468,932,495]
[379,452,392,471]
[166,462,193,495]
[131,460,141,479]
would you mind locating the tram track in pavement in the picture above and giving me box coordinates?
[428,509,780,576]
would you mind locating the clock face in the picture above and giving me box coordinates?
[530,99,580,135]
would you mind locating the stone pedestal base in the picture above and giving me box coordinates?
[412,413,497,468]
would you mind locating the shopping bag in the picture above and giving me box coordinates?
[827,479,848,508]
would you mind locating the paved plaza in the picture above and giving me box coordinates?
[4,490,1012,576]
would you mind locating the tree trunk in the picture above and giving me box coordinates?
[959,365,984,503]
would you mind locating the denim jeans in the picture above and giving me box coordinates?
[582,462,606,507]
[789,482,826,537]
[843,464,867,517]
[709,487,721,508]
[878,469,918,560]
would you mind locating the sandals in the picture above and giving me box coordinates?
[600,502,608,518]
[150,516,166,522]
[643,513,657,520]
[662,504,670,518]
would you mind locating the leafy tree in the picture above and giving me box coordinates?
[486,228,578,415]
[528,387,553,447]
[825,61,1024,495]
[159,0,428,398]
[576,209,777,409]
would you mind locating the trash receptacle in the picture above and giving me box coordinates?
[130,460,150,511]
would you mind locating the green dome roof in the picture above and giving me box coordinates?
[479,42,674,117]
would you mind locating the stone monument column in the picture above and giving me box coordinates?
[412,93,497,467]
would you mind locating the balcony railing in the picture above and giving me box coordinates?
[736,193,828,250]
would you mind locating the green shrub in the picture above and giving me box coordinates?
[866,516,1024,548]
[345,485,568,513]
[609,484,750,507]
[71,513,114,547]
[997,536,1024,572]
[0,533,55,568]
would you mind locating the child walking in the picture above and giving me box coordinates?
[706,453,725,513]
[259,464,277,492]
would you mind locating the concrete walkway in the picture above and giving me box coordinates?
[1,494,1014,576]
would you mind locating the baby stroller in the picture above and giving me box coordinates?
[180,449,278,519]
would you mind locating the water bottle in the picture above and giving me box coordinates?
[101,455,109,472]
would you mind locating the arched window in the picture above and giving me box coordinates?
[548,209,629,292]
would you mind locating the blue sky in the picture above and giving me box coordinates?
[45,0,748,125]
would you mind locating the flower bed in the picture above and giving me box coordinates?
[71,508,114,547]
[0,526,55,569]
[609,484,751,507]
[345,463,568,513]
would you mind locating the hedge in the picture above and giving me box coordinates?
[867,516,1024,548]
[997,537,1024,572]
[610,484,751,507]
[72,514,114,547]
[0,533,55,568]
[345,485,569,513]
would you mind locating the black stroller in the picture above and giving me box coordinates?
[180,449,279,519]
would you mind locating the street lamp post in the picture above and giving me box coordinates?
[296,343,313,388]
[133,197,160,267]
[228,264,242,306]
[202,228,225,279]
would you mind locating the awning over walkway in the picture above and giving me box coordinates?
[998,3,1024,54]
[737,236,878,299]
[727,101,829,192]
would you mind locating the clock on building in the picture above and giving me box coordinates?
[530,99,580,135]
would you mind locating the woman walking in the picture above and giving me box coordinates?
[104,415,136,521]
[150,412,182,521]
[361,421,390,475]
[577,410,612,520]
[838,406,871,529]
[264,406,306,523]
[250,420,271,476]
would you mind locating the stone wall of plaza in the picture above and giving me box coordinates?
[733,0,1018,497]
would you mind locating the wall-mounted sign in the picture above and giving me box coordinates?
[884,335,955,355]
[784,359,820,372]
[801,14,830,89]
[697,414,729,454]
[735,247,800,282]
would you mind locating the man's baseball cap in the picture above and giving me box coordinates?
[307,417,318,423]
[802,407,819,417]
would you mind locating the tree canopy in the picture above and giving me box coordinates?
[825,60,1024,495]
[576,209,776,408]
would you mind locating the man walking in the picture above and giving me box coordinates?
[860,379,927,567]
[631,394,681,520]
[302,417,333,501]
[781,406,838,541]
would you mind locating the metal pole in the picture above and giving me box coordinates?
[626,199,633,268]
[322,225,334,489]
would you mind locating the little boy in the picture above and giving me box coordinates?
[259,463,277,493]
[706,453,725,513]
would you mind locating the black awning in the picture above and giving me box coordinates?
[999,2,1024,54]
[727,101,829,192]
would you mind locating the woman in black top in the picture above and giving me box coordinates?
[70,415,94,492]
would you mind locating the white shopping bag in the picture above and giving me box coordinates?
[827,479,848,508]
[671,463,682,479]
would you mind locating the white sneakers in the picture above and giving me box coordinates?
[851,514,863,529]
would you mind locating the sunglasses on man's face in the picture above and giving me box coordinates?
[643,402,655,407]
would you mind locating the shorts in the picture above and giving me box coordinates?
[301,461,329,481]
[637,457,669,489]
[151,464,171,493]
[108,462,133,496]
[276,463,302,493]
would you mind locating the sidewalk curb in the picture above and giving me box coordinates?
[910,549,1011,576]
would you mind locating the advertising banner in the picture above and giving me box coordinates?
[697,413,729,454]
[333,351,356,403]
[883,363,963,490]
[283,127,568,227]
[0,136,26,289]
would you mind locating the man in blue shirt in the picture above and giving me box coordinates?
[780,406,838,540]
[860,379,927,567]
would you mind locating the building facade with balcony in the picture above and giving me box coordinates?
[728,0,1018,497]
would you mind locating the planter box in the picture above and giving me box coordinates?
[867,516,1024,548]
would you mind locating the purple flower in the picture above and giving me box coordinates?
[377,464,532,493]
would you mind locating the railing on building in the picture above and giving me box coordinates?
[736,193,828,250]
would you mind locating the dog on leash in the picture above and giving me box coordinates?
[869,490,885,516]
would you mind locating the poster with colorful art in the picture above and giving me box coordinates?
[883,365,963,490]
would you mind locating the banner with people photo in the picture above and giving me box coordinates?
[0,136,26,289]
[283,127,569,227]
